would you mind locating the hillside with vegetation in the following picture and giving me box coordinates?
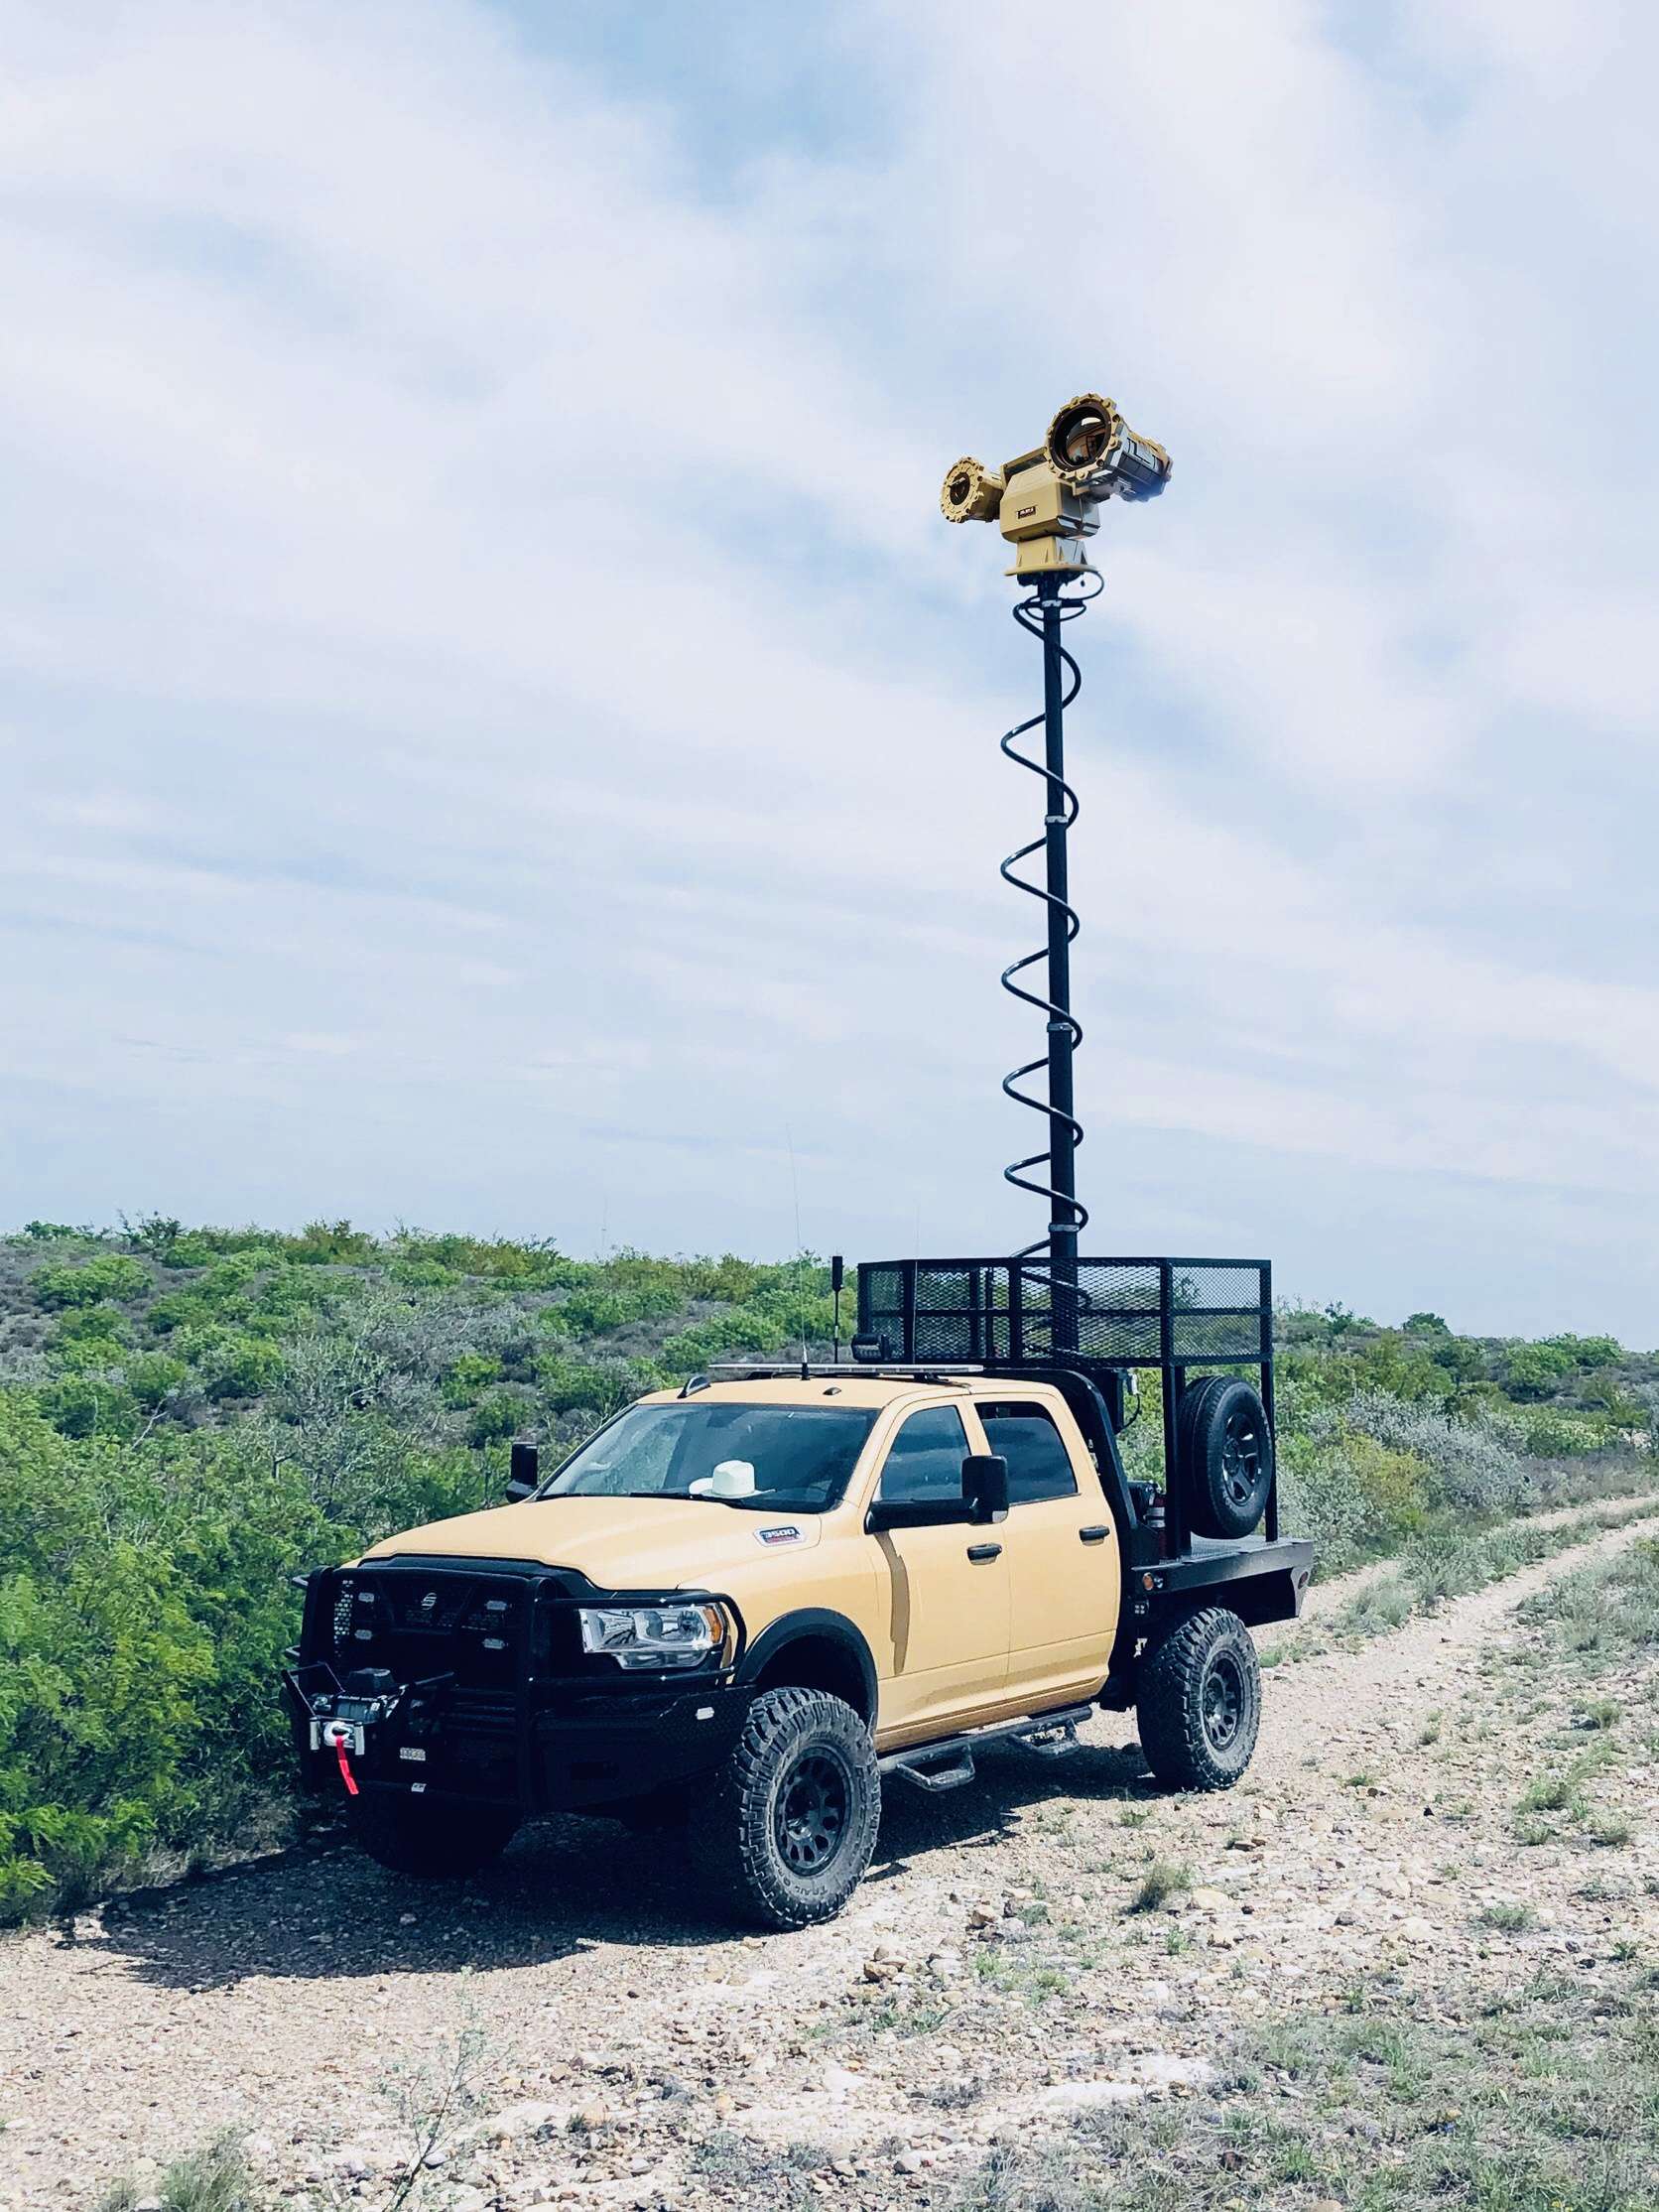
[1,1215,1654,1923]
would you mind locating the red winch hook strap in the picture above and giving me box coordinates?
[334,1740,360,1797]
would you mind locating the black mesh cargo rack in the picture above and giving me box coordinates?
[856,1255,1272,1372]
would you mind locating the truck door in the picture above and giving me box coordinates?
[865,1402,1010,1743]
[972,1397,1117,1710]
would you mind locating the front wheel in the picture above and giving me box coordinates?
[1137,1607,1261,1790]
[348,1791,518,1878]
[696,1687,880,1929]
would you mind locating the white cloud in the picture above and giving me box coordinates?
[0,0,1654,1338]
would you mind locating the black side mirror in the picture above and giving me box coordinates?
[506,1439,540,1502]
[962,1453,1008,1525]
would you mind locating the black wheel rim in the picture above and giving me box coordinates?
[774,1747,852,1875]
[1202,1650,1246,1753]
[1218,1412,1263,1509]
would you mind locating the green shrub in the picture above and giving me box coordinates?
[0,1402,215,1912]
[124,1353,191,1411]
[388,1257,460,1288]
[172,1327,285,1400]
[536,1353,654,1420]
[48,1305,133,1366]
[1345,1433,1431,1532]
[48,1301,131,1346]
[33,1372,144,1441]
[1502,1341,1578,1400]
[441,1353,502,1407]
[282,1220,380,1266]
[120,1214,185,1260]
[30,1254,149,1311]
[159,1236,237,1269]
[391,1231,574,1286]
[1524,1409,1611,1458]
[466,1390,523,1446]
[556,1289,633,1338]
[95,2130,253,2212]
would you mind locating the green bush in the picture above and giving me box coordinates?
[172,1327,285,1400]
[49,1305,133,1367]
[282,1220,380,1266]
[0,1402,216,1913]
[34,1372,144,1441]
[466,1390,523,1445]
[441,1353,503,1407]
[30,1253,149,1311]
[124,1353,191,1411]
[121,1214,185,1260]
[1524,1408,1611,1458]
[1502,1342,1578,1400]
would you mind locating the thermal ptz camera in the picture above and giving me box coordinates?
[941,391,1170,580]
[1045,394,1171,502]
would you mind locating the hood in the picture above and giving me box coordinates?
[361,1493,823,1590]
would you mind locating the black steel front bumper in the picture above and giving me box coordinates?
[283,1555,754,1817]
[284,1662,757,1814]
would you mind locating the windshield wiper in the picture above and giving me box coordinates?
[707,1495,825,1513]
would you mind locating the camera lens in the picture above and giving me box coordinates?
[1049,398,1121,477]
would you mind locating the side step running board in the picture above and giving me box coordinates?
[879,1704,1093,1795]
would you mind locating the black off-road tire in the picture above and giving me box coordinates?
[1137,1607,1261,1790]
[348,1791,518,1879]
[695,1686,880,1930]
[1180,1375,1273,1540]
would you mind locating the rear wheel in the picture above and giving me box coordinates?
[348,1791,518,1878]
[1137,1607,1260,1790]
[696,1686,880,1929]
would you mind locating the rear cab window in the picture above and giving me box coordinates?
[975,1400,1079,1504]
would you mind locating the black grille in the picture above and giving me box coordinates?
[858,1256,1270,1370]
[327,1567,527,1691]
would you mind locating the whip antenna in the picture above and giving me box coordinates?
[785,1122,809,1377]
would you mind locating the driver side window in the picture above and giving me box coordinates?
[878,1405,969,1503]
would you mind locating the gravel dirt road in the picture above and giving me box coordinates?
[4,1508,1657,2212]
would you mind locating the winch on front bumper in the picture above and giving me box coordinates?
[283,1556,753,1815]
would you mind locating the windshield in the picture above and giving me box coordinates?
[545,1401,879,1513]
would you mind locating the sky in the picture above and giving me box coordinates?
[2,0,1656,1344]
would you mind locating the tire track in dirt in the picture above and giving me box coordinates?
[1253,1504,1659,1785]
[1294,1491,1659,1623]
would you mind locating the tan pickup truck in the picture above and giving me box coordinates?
[286,1265,1313,1929]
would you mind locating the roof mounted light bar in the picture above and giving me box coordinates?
[707,1362,983,1383]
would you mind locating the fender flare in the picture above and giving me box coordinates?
[736,1608,879,1724]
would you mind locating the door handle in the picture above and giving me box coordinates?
[966,1542,1003,1563]
[1079,1525,1109,1544]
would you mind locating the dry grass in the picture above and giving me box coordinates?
[956,1966,1659,2212]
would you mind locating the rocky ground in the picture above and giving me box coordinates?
[3,1510,1657,2212]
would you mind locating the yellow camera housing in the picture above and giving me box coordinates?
[1046,392,1171,502]
[941,392,1169,582]
[939,455,1005,525]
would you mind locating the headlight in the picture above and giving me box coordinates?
[577,1602,731,1672]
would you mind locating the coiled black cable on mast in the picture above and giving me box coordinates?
[998,567,1102,1344]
